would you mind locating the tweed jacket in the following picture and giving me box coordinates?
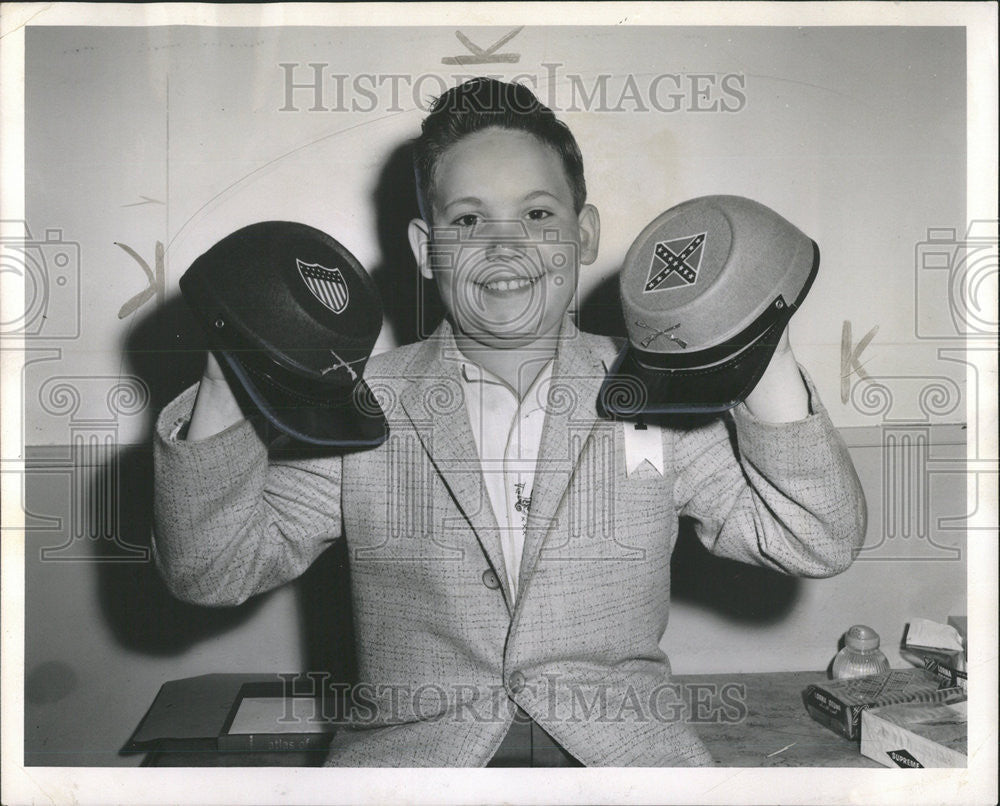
[152,317,867,766]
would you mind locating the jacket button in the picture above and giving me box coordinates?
[508,671,526,694]
[481,569,501,589]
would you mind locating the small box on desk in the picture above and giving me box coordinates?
[861,693,967,768]
[902,617,968,692]
[802,668,957,741]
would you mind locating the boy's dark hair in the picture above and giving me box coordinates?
[413,77,587,220]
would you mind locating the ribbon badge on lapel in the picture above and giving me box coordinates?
[622,422,664,477]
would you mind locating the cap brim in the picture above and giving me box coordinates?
[219,350,388,448]
[597,313,789,417]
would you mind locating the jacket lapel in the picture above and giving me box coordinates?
[397,322,510,601]
[517,319,607,588]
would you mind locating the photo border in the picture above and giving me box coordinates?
[1,2,996,804]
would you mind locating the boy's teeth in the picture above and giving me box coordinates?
[483,277,535,291]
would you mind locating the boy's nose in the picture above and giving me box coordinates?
[474,221,529,262]
[484,241,522,261]
[473,219,529,242]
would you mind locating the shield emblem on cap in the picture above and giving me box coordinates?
[297,259,349,314]
[644,233,706,293]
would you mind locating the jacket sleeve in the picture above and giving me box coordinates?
[672,368,867,577]
[152,384,343,606]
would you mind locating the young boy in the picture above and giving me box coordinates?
[153,78,866,766]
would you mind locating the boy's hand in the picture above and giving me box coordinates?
[742,326,810,423]
[185,351,247,441]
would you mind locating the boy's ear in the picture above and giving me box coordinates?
[407,218,433,280]
[577,204,601,266]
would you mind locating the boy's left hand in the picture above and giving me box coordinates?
[742,326,810,423]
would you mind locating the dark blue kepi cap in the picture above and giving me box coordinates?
[598,196,819,417]
[180,221,388,447]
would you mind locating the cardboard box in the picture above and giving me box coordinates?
[861,694,967,768]
[802,668,951,741]
[947,615,968,651]
[902,617,968,688]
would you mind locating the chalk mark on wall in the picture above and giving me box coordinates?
[116,240,164,319]
[840,320,879,404]
[120,195,165,208]
[442,28,523,65]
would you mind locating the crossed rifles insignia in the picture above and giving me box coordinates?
[320,349,361,381]
[635,321,688,350]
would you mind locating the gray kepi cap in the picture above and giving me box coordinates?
[598,195,819,417]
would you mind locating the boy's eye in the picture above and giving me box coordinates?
[526,209,553,221]
[452,213,480,227]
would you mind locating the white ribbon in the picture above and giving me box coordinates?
[622,422,664,477]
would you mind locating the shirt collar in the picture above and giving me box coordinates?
[417,314,594,402]
[459,354,555,412]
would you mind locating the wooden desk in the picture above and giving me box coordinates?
[143,671,881,768]
[674,671,881,767]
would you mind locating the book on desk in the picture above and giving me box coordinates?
[123,673,338,758]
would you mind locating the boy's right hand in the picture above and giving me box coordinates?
[185,351,247,441]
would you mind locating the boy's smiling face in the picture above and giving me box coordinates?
[409,127,600,350]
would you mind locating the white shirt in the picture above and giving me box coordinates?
[460,358,554,601]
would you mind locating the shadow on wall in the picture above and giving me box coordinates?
[665,412,801,621]
[98,297,266,654]
[670,519,801,622]
[368,140,445,346]
[85,291,356,685]
[578,269,626,340]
